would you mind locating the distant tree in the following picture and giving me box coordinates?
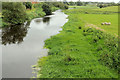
[63,0,69,5]
[76,1,83,6]
[64,4,69,9]
[84,2,89,6]
[51,2,68,9]
[99,4,104,8]
[2,2,28,25]
[69,1,75,6]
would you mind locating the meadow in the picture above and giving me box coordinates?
[36,6,119,78]
[68,6,118,35]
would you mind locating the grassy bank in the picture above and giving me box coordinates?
[36,6,119,78]
[26,8,45,21]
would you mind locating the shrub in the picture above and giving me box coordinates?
[23,2,32,9]
[2,2,28,25]
[33,3,42,8]
[76,1,83,6]
[83,28,119,71]
[42,3,52,15]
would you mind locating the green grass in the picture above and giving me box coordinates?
[26,7,45,21]
[0,13,1,17]
[36,6,119,78]
[66,6,118,35]
[69,5,99,9]
[94,6,118,12]
[78,14,118,35]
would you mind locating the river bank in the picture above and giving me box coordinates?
[1,3,59,27]
[2,10,68,78]
[36,6,119,78]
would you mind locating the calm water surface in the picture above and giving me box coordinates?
[1,10,68,78]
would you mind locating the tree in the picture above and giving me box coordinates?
[2,2,28,25]
[77,1,83,6]
[51,2,68,9]
[97,4,104,8]
[42,3,52,15]
[84,2,89,6]
[69,1,75,6]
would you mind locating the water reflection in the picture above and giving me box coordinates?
[34,18,42,24]
[43,17,50,25]
[34,17,50,25]
[2,22,30,45]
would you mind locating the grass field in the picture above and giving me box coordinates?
[67,6,118,35]
[69,5,99,9]
[36,6,119,78]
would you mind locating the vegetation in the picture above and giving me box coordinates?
[52,2,69,9]
[23,2,32,9]
[42,3,52,15]
[36,6,119,78]
[26,3,45,20]
[1,2,119,78]
[2,2,27,25]
[1,2,68,27]
[68,6,118,35]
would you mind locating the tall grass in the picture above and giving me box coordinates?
[36,6,119,78]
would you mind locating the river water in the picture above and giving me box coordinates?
[1,10,68,78]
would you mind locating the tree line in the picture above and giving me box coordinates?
[63,1,119,8]
[2,2,68,26]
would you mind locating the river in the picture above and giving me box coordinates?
[1,10,68,78]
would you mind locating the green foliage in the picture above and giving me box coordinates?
[52,2,68,9]
[42,3,52,15]
[51,7,59,12]
[26,8,45,20]
[76,1,83,6]
[98,4,104,8]
[67,6,118,35]
[33,3,42,8]
[97,2,118,8]
[23,2,32,9]
[69,1,75,6]
[37,6,118,78]
[2,2,27,25]
[83,28,119,72]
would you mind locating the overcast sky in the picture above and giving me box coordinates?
[57,0,120,3]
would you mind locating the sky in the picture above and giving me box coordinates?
[57,0,120,3]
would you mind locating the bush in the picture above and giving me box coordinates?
[76,1,83,6]
[83,28,119,71]
[42,3,52,15]
[27,8,45,20]
[23,2,32,9]
[99,4,104,8]
[33,3,42,8]
[2,2,28,25]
